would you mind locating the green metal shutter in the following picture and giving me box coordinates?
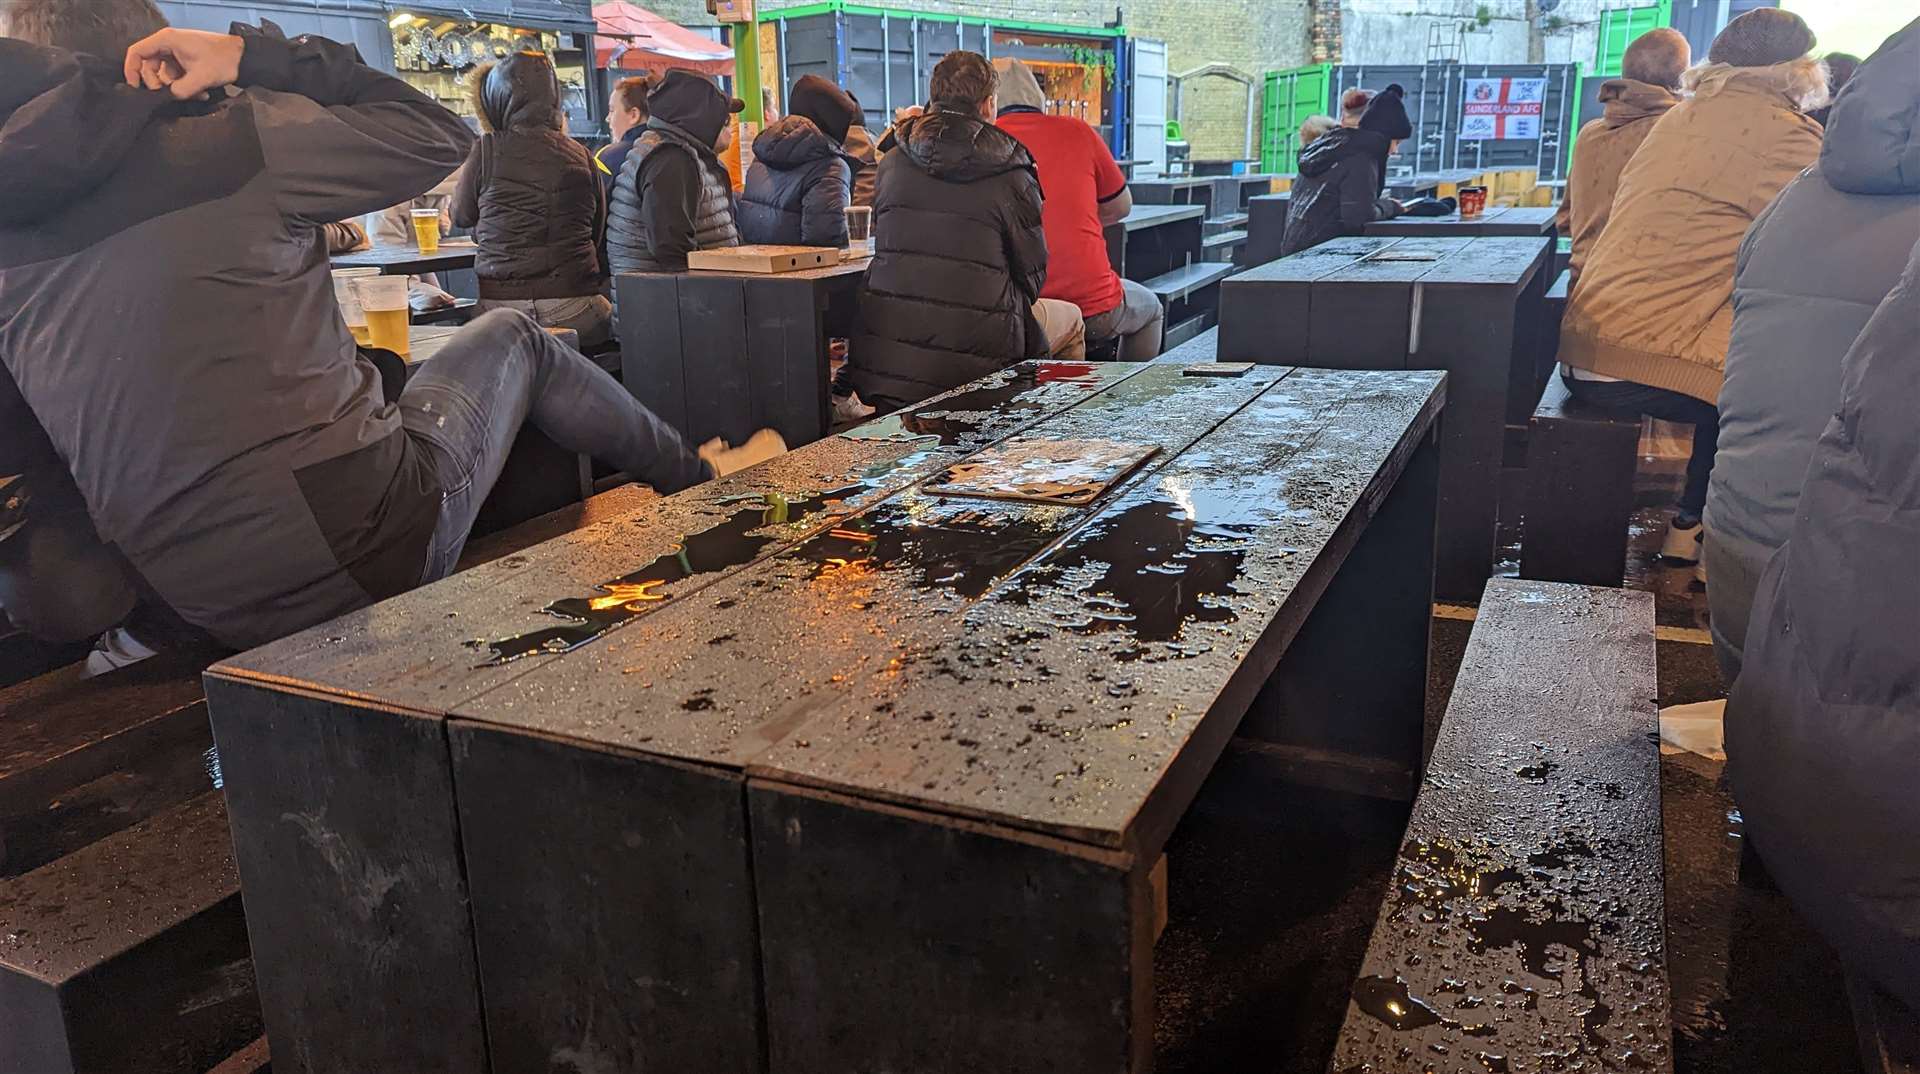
[1595,1,1673,76]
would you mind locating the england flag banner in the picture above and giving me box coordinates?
[1460,77,1546,140]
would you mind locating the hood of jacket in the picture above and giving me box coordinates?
[894,109,1036,184]
[0,40,172,226]
[1297,126,1390,179]
[1683,58,1830,114]
[1819,18,1920,195]
[472,51,563,134]
[752,115,846,170]
[1598,77,1682,126]
[996,59,1047,113]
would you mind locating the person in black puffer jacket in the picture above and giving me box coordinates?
[452,51,611,345]
[849,51,1084,412]
[606,70,742,275]
[1278,83,1414,258]
[740,75,860,248]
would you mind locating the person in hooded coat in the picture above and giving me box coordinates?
[606,69,743,274]
[0,13,720,653]
[453,50,611,346]
[739,74,860,248]
[1727,233,1920,1017]
[848,50,1085,412]
[1705,17,1920,682]
[1555,28,1691,288]
[1277,84,1413,258]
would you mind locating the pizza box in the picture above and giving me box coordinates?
[688,245,837,274]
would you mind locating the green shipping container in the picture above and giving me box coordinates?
[1595,0,1674,76]
[1260,63,1331,175]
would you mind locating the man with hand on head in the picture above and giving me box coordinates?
[0,3,741,656]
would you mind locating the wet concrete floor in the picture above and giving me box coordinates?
[1152,458,1866,1073]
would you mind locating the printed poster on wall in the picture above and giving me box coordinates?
[1461,77,1546,140]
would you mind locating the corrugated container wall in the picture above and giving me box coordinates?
[1328,63,1580,182]
[1259,64,1331,175]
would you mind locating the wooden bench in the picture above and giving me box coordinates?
[1243,192,1291,269]
[1143,260,1237,349]
[1521,376,1641,587]
[1330,578,1670,1072]
[0,482,654,1073]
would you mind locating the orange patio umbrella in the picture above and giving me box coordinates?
[592,2,735,77]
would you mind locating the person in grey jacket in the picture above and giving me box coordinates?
[606,69,743,273]
[0,12,721,653]
[1703,17,1920,682]
[1727,233,1920,1016]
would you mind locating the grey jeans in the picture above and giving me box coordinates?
[401,309,708,579]
[1083,278,1166,361]
[476,294,614,349]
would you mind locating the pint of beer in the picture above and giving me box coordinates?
[331,267,380,347]
[353,276,411,358]
[410,208,442,254]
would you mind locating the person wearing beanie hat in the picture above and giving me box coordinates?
[1275,83,1409,259]
[606,69,745,273]
[1556,28,1691,288]
[1339,87,1373,127]
[739,75,860,249]
[996,58,1166,360]
[1558,6,1824,570]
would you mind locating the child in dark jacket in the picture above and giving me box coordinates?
[740,75,861,248]
[1278,84,1413,258]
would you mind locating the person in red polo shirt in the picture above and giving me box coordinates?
[996,60,1164,359]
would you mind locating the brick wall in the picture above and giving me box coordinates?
[755,0,1317,161]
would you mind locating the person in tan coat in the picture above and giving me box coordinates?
[1556,29,1690,287]
[1558,9,1826,567]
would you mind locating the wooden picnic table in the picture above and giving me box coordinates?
[330,240,478,276]
[1217,234,1552,601]
[616,257,869,453]
[205,358,1444,1074]
[1366,204,1559,238]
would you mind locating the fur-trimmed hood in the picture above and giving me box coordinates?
[1682,57,1830,114]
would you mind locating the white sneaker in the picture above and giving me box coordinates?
[832,391,876,423]
[82,626,159,678]
[1660,517,1703,563]
[700,429,788,477]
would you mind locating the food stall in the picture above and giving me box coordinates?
[386,1,604,137]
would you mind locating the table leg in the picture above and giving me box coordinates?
[749,781,1155,1073]
[1234,422,1441,798]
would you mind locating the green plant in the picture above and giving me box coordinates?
[1475,4,1493,27]
[1061,43,1117,92]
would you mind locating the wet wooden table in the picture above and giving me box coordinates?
[1216,234,1551,601]
[616,258,868,453]
[205,359,1444,1074]
[1365,204,1559,238]
[329,240,477,276]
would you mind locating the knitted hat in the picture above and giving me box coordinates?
[1357,83,1413,141]
[1709,9,1816,67]
[787,74,860,144]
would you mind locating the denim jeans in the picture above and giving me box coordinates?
[475,295,614,349]
[1563,373,1719,519]
[401,309,710,580]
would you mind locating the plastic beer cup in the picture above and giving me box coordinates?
[353,275,411,358]
[410,208,442,254]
